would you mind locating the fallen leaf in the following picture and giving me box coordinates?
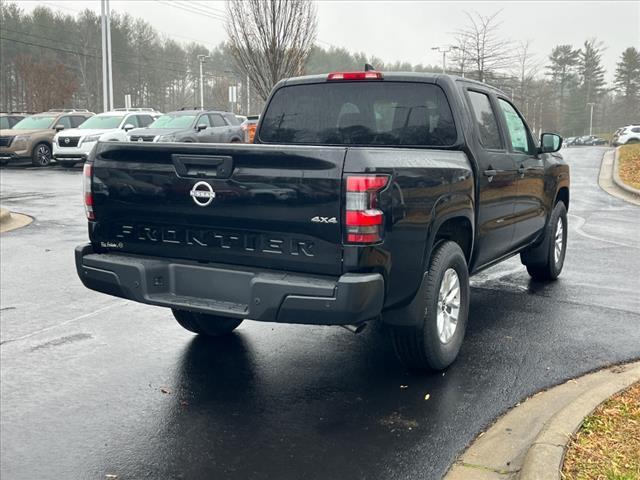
[180,400,189,406]
[424,394,430,400]
[400,385,408,389]
[160,387,171,394]
[105,475,118,480]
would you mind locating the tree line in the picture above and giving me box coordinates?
[1,2,638,137]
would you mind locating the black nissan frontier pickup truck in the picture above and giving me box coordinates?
[76,70,569,370]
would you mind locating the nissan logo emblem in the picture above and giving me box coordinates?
[137,138,144,142]
[190,181,215,207]
[64,137,70,144]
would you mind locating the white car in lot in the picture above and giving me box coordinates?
[53,109,159,166]
[613,125,640,146]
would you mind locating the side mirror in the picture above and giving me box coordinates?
[123,123,135,131]
[540,133,562,153]
[55,124,65,131]
[196,124,208,132]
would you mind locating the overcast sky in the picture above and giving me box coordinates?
[18,1,640,83]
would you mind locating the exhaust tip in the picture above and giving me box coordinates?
[340,323,368,335]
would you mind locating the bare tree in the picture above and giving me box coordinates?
[226,0,317,101]
[511,40,541,113]
[16,55,78,111]
[455,10,512,82]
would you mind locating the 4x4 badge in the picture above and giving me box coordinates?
[190,181,216,207]
[311,216,337,224]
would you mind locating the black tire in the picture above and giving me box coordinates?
[31,143,52,167]
[389,241,470,370]
[521,201,567,281]
[172,309,243,337]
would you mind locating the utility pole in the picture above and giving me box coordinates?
[106,0,113,110]
[100,0,113,111]
[197,55,210,109]
[246,74,250,115]
[431,46,459,74]
[587,102,596,136]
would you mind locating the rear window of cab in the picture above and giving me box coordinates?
[259,82,457,147]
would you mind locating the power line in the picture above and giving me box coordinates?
[155,0,225,22]
[0,36,191,76]
[0,28,209,71]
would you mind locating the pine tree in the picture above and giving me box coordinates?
[614,47,640,125]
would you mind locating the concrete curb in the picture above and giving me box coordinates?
[445,362,640,480]
[598,150,640,206]
[0,207,33,233]
[519,363,640,480]
[612,147,640,197]
[0,207,10,223]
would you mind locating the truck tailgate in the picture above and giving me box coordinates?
[90,142,346,275]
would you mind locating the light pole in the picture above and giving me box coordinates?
[100,0,113,111]
[431,46,459,74]
[197,54,210,109]
[586,102,596,136]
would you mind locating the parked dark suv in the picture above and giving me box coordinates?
[127,109,243,143]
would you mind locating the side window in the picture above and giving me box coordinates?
[196,115,211,128]
[138,115,154,127]
[70,116,87,128]
[498,99,532,154]
[124,115,139,128]
[467,91,502,150]
[632,127,640,133]
[224,113,240,126]
[209,114,226,127]
[57,116,72,129]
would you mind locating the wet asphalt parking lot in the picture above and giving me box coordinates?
[1,146,639,480]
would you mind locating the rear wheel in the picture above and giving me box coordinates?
[521,201,567,281]
[172,309,243,336]
[32,143,52,167]
[389,240,470,370]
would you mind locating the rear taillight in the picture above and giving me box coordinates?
[83,163,94,220]
[344,175,389,244]
[327,71,383,81]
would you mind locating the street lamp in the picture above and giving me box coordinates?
[431,46,459,74]
[197,54,210,109]
[586,102,596,136]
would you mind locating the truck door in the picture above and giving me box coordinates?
[496,98,547,247]
[465,89,518,268]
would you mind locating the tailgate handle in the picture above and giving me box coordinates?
[171,154,233,179]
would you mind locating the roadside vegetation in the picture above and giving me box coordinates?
[618,144,640,190]
[562,382,640,480]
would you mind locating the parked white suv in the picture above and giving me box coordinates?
[53,109,159,166]
[613,125,640,146]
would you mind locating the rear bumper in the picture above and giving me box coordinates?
[75,243,384,325]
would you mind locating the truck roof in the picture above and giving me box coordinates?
[278,71,507,97]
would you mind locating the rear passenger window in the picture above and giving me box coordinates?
[209,114,226,127]
[138,115,154,127]
[498,99,532,154]
[467,91,502,150]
